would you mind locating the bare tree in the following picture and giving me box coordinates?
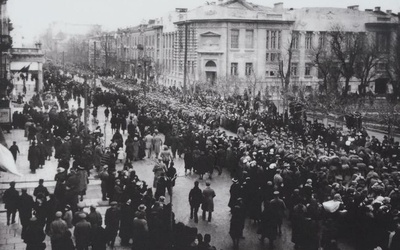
[387,27,400,102]
[329,24,364,96]
[354,34,383,96]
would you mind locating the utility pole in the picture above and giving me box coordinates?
[183,22,188,95]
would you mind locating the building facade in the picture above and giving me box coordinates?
[104,0,399,96]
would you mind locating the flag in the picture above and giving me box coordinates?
[18,64,30,73]
[0,143,22,176]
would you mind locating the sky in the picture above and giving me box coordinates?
[8,0,400,46]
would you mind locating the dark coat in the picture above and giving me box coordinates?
[23,220,46,250]
[3,187,19,210]
[189,186,203,208]
[74,219,92,248]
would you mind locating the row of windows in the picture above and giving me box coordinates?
[230,62,314,77]
[230,62,253,76]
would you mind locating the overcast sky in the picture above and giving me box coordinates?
[8,0,400,46]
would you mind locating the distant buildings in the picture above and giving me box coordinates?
[93,1,400,96]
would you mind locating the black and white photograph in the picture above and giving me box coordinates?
[1,0,400,249]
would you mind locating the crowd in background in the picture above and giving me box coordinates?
[2,63,400,250]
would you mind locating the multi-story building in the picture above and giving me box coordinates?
[0,0,12,98]
[108,0,399,96]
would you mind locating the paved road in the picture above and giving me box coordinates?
[0,86,356,250]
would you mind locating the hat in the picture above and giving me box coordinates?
[206,181,211,186]
[30,217,37,222]
[138,204,147,211]
[273,191,280,195]
[77,202,86,208]
[55,211,63,218]
[57,167,65,173]
[90,204,97,209]
[110,201,118,206]
[78,213,87,219]
[232,178,239,183]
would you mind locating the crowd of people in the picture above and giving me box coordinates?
[2,62,400,250]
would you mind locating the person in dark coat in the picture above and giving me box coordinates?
[74,213,92,250]
[91,226,108,250]
[189,181,203,223]
[230,205,244,249]
[184,148,193,175]
[9,141,20,161]
[228,178,241,210]
[3,181,19,225]
[23,217,46,250]
[105,201,120,248]
[18,188,34,238]
[33,179,50,201]
[119,200,135,246]
[155,172,169,200]
[28,141,41,173]
[258,201,278,248]
[202,181,216,222]
[390,222,400,250]
[132,212,149,250]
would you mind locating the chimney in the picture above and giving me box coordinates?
[274,2,284,12]
[347,5,359,11]
[365,9,373,12]
[375,7,381,12]
[386,10,392,15]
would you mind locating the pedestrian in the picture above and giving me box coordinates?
[132,210,149,250]
[152,129,163,158]
[28,141,41,173]
[189,181,203,223]
[269,191,286,235]
[105,201,120,248]
[33,179,49,201]
[155,172,169,200]
[119,199,135,246]
[23,217,46,250]
[49,211,68,249]
[18,188,34,238]
[153,159,166,188]
[9,141,20,161]
[230,205,244,249]
[258,201,278,249]
[144,131,153,158]
[202,181,216,222]
[87,205,103,229]
[76,166,89,201]
[160,145,172,167]
[74,213,92,250]
[99,166,109,201]
[3,181,19,225]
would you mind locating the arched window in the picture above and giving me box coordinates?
[205,60,216,67]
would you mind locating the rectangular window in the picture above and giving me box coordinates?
[266,31,270,49]
[231,29,239,48]
[271,53,280,62]
[319,32,326,48]
[291,63,298,76]
[271,31,277,49]
[245,30,254,49]
[266,53,270,62]
[231,63,238,76]
[292,31,299,49]
[305,32,313,49]
[245,63,253,76]
[376,32,390,52]
[305,63,312,76]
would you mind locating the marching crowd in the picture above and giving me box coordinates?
[2,64,400,250]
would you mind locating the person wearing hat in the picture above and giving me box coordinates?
[202,181,216,222]
[23,217,46,250]
[87,205,102,229]
[228,178,241,211]
[18,188,34,237]
[72,202,88,226]
[3,181,19,225]
[189,181,203,223]
[49,211,68,249]
[270,191,286,236]
[144,131,154,158]
[132,206,149,250]
[28,140,41,173]
[74,213,91,250]
[105,201,120,248]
